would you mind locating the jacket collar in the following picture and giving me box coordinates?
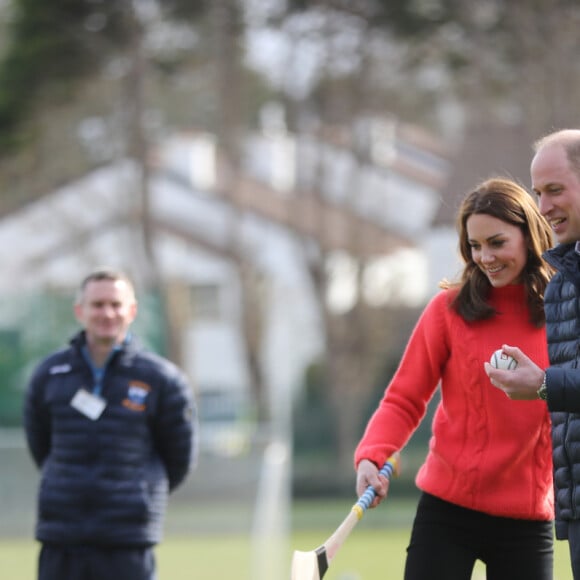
[544,242,580,285]
[69,330,138,361]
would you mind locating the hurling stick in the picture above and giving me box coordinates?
[290,452,400,580]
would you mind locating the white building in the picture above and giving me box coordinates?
[0,123,455,452]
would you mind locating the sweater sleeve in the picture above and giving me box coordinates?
[354,291,451,469]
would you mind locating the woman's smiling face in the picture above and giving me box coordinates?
[466,213,528,287]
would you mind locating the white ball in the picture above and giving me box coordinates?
[489,349,518,370]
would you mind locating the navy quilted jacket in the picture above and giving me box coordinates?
[24,331,196,547]
[543,243,580,538]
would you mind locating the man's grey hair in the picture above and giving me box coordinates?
[76,267,136,303]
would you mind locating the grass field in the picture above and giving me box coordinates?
[0,500,573,579]
[0,529,573,579]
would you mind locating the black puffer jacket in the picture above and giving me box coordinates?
[24,331,196,547]
[543,242,580,539]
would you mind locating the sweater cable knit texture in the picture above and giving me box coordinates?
[355,284,553,521]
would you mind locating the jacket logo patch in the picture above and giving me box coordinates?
[122,381,151,412]
[49,364,72,375]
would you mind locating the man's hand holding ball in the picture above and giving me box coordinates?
[484,345,545,401]
[489,349,518,371]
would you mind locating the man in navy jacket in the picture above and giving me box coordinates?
[24,267,197,580]
[486,129,580,579]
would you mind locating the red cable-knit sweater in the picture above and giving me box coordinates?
[355,284,554,521]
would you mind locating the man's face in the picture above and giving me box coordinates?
[74,278,137,347]
[532,143,580,244]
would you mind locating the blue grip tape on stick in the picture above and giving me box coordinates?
[353,454,399,517]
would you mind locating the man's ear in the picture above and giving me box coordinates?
[129,301,138,323]
[73,303,84,324]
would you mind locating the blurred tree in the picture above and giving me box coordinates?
[0,0,211,152]
[0,0,274,216]
[209,0,271,421]
[0,0,124,151]
[280,0,580,133]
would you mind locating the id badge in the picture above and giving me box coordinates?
[71,388,107,420]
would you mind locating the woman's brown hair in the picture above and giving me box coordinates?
[441,177,554,327]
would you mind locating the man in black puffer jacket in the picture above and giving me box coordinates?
[24,267,197,580]
[485,129,580,579]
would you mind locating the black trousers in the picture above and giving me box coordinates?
[38,543,156,580]
[404,493,553,580]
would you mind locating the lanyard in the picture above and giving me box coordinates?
[81,344,121,397]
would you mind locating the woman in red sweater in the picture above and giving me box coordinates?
[355,177,555,579]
